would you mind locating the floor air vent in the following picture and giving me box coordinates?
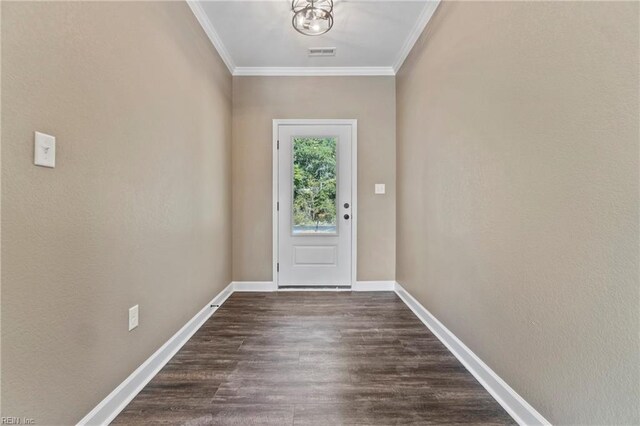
[279,285,351,290]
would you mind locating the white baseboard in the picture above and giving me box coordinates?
[394,282,550,426]
[232,281,277,292]
[77,283,234,426]
[353,281,396,291]
[79,280,549,426]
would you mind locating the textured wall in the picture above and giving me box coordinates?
[396,1,639,424]
[232,76,396,282]
[1,2,232,423]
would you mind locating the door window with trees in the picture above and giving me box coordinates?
[292,137,337,234]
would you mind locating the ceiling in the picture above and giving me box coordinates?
[188,1,440,76]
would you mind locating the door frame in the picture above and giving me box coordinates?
[272,119,358,289]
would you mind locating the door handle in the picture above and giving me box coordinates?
[344,203,350,208]
[344,214,350,220]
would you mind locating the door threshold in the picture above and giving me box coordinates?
[278,285,352,292]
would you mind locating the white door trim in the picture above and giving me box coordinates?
[272,119,357,289]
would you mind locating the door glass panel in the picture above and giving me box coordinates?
[292,137,337,234]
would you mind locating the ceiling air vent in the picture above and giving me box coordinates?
[308,47,336,57]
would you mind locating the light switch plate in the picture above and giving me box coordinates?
[129,305,139,331]
[375,183,386,194]
[34,131,56,168]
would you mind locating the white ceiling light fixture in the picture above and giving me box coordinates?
[292,0,334,36]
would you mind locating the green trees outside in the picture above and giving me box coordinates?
[293,137,337,232]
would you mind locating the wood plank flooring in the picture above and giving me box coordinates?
[113,292,515,425]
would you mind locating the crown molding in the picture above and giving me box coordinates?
[187,0,440,77]
[186,0,236,74]
[392,0,441,73]
[233,67,395,76]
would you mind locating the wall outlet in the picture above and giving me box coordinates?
[128,305,139,331]
[375,183,386,194]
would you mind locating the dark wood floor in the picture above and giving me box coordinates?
[114,292,515,425]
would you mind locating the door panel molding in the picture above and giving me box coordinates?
[273,119,357,288]
[294,245,338,265]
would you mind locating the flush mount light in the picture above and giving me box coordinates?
[292,0,334,36]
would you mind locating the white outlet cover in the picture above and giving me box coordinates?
[34,131,56,168]
[375,183,386,194]
[129,305,139,331]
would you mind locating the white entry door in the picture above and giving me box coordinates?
[275,121,355,288]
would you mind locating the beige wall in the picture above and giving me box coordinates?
[3,1,639,424]
[1,2,232,424]
[397,1,639,424]
[232,76,395,282]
